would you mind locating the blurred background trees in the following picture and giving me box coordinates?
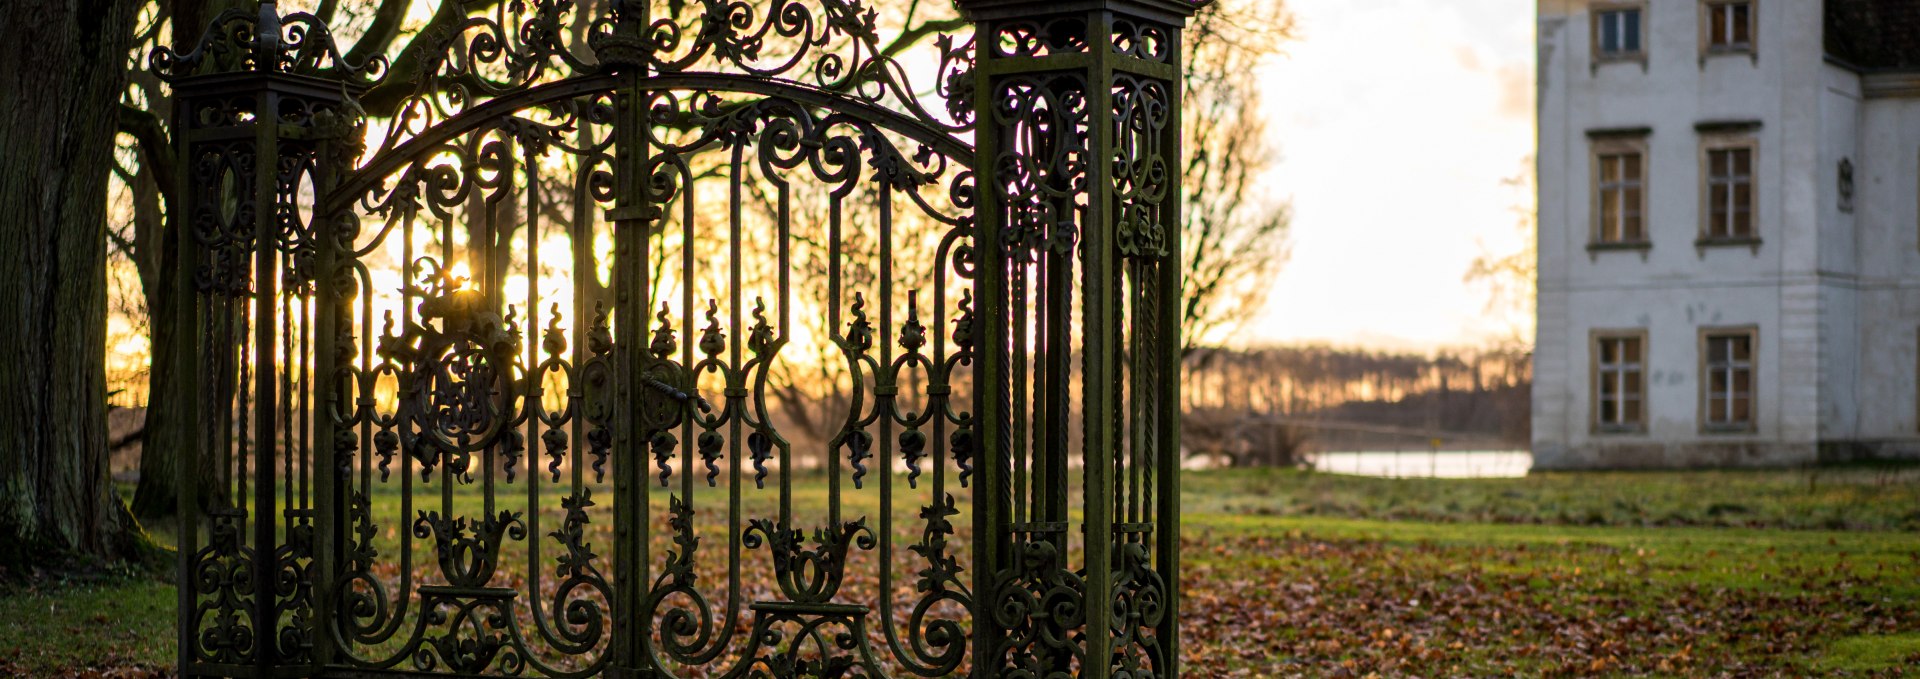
[63,0,1531,563]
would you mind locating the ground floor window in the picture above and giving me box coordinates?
[1701,327,1757,431]
[1593,331,1646,432]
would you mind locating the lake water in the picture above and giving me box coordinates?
[1307,450,1532,478]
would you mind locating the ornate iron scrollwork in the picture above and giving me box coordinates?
[165,0,1192,676]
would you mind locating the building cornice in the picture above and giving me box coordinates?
[1861,71,1920,98]
[1694,119,1763,133]
[1585,126,1653,139]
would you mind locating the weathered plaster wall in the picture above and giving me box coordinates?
[1533,1,1920,468]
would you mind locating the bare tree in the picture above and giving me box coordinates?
[1179,0,1295,351]
[1464,155,1537,345]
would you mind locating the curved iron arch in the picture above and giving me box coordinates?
[325,73,975,217]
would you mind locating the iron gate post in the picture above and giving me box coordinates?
[957,0,1196,676]
[156,4,377,675]
[599,3,653,676]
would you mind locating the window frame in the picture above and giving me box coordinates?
[1589,131,1651,249]
[1698,133,1759,245]
[1700,0,1757,56]
[1590,329,1650,434]
[1591,3,1649,66]
[1698,326,1759,433]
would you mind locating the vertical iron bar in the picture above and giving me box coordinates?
[249,7,285,661]
[312,102,345,672]
[967,19,1008,677]
[171,81,203,677]
[827,195,843,528]
[611,65,651,677]
[1082,10,1119,678]
[1154,28,1186,679]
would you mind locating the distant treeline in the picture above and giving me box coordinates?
[1181,344,1532,466]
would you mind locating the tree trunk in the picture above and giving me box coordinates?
[0,0,143,571]
[130,221,189,518]
[129,0,241,520]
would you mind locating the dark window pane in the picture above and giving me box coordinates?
[1626,398,1642,423]
[1732,5,1750,43]
[1624,10,1640,51]
[1623,153,1642,180]
[1711,5,1729,45]
[1733,148,1752,175]
[1624,338,1641,363]
[1600,191,1620,241]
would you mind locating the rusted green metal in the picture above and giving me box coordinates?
[157,0,1194,676]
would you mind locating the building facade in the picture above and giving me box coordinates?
[1535,0,1920,468]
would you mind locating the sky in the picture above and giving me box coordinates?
[1243,0,1537,350]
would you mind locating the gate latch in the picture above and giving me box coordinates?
[636,359,711,432]
[642,376,712,414]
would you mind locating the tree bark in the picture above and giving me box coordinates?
[128,0,238,520]
[130,213,187,518]
[0,0,143,570]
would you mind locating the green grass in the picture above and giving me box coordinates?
[1819,633,1920,672]
[5,467,1917,675]
[0,575,174,673]
[1185,465,1920,531]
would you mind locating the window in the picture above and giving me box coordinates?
[1593,332,1647,432]
[1591,135,1648,245]
[1839,158,1855,214]
[1596,7,1644,57]
[1701,328,1756,431]
[1704,145,1754,239]
[1705,1,1754,51]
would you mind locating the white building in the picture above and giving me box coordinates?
[1534,0,1920,468]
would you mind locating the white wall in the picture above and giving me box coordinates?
[1533,1,1920,468]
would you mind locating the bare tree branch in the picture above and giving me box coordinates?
[341,0,410,68]
[116,103,173,195]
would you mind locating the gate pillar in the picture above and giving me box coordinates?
[958,1,1196,676]
[154,4,380,676]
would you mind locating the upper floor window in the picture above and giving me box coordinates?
[1705,1,1754,51]
[1701,328,1757,431]
[1595,7,1644,57]
[1590,132,1649,246]
[1704,145,1755,240]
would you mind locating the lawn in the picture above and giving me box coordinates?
[4,467,1918,676]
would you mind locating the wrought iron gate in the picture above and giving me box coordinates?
[154,0,1193,676]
